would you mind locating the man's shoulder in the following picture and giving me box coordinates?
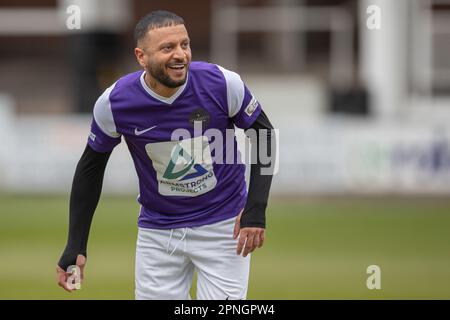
[189,61,232,90]
[110,70,143,94]
[189,61,219,72]
[189,61,227,79]
[95,70,145,114]
[190,62,243,86]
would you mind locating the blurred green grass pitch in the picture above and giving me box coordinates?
[1,194,450,299]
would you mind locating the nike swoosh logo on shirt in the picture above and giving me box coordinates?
[134,125,157,136]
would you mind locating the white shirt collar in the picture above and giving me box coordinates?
[139,70,189,105]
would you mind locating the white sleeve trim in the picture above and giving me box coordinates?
[217,65,245,118]
[93,83,120,138]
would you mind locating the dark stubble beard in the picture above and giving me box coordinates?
[147,61,188,88]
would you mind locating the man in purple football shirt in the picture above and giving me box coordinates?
[56,10,275,299]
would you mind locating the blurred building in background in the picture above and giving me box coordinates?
[1,0,450,195]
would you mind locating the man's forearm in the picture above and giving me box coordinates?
[241,111,275,228]
[58,145,111,270]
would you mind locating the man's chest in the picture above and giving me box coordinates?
[112,101,231,195]
[114,101,230,144]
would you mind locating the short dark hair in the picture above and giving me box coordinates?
[134,10,185,45]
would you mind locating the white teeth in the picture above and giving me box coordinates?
[169,64,184,69]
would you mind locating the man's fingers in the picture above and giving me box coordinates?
[236,230,247,255]
[236,227,266,256]
[76,254,86,281]
[57,272,73,293]
[233,210,243,239]
[57,270,76,292]
[56,257,85,292]
[243,234,255,257]
[253,233,260,249]
[58,280,73,293]
[76,254,86,267]
[258,230,265,248]
[56,266,68,288]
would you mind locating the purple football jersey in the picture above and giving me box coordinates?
[88,61,262,229]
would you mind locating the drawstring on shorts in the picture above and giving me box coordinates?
[166,227,188,256]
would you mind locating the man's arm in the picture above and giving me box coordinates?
[234,110,275,256]
[241,110,274,228]
[57,144,111,291]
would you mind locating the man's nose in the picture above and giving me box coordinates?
[173,45,185,59]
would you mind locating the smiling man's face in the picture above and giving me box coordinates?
[135,24,192,89]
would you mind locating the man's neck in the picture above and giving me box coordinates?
[144,72,179,98]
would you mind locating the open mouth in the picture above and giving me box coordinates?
[167,63,186,71]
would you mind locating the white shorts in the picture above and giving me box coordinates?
[135,216,251,300]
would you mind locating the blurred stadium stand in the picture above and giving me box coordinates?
[1,0,450,195]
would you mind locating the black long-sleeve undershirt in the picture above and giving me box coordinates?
[58,146,111,270]
[58,112,275,270]
[241,110,275,228]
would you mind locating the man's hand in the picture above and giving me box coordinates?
[56,254,86,292]
[233,211,265,257]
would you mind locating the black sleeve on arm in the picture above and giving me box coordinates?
[58,144,111,271]
[241,110,275,228]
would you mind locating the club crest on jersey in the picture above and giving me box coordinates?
[188,107,210,128]
[245,96,258,116]
[145,136,217,197]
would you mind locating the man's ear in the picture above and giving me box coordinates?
[134,47,146,68]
